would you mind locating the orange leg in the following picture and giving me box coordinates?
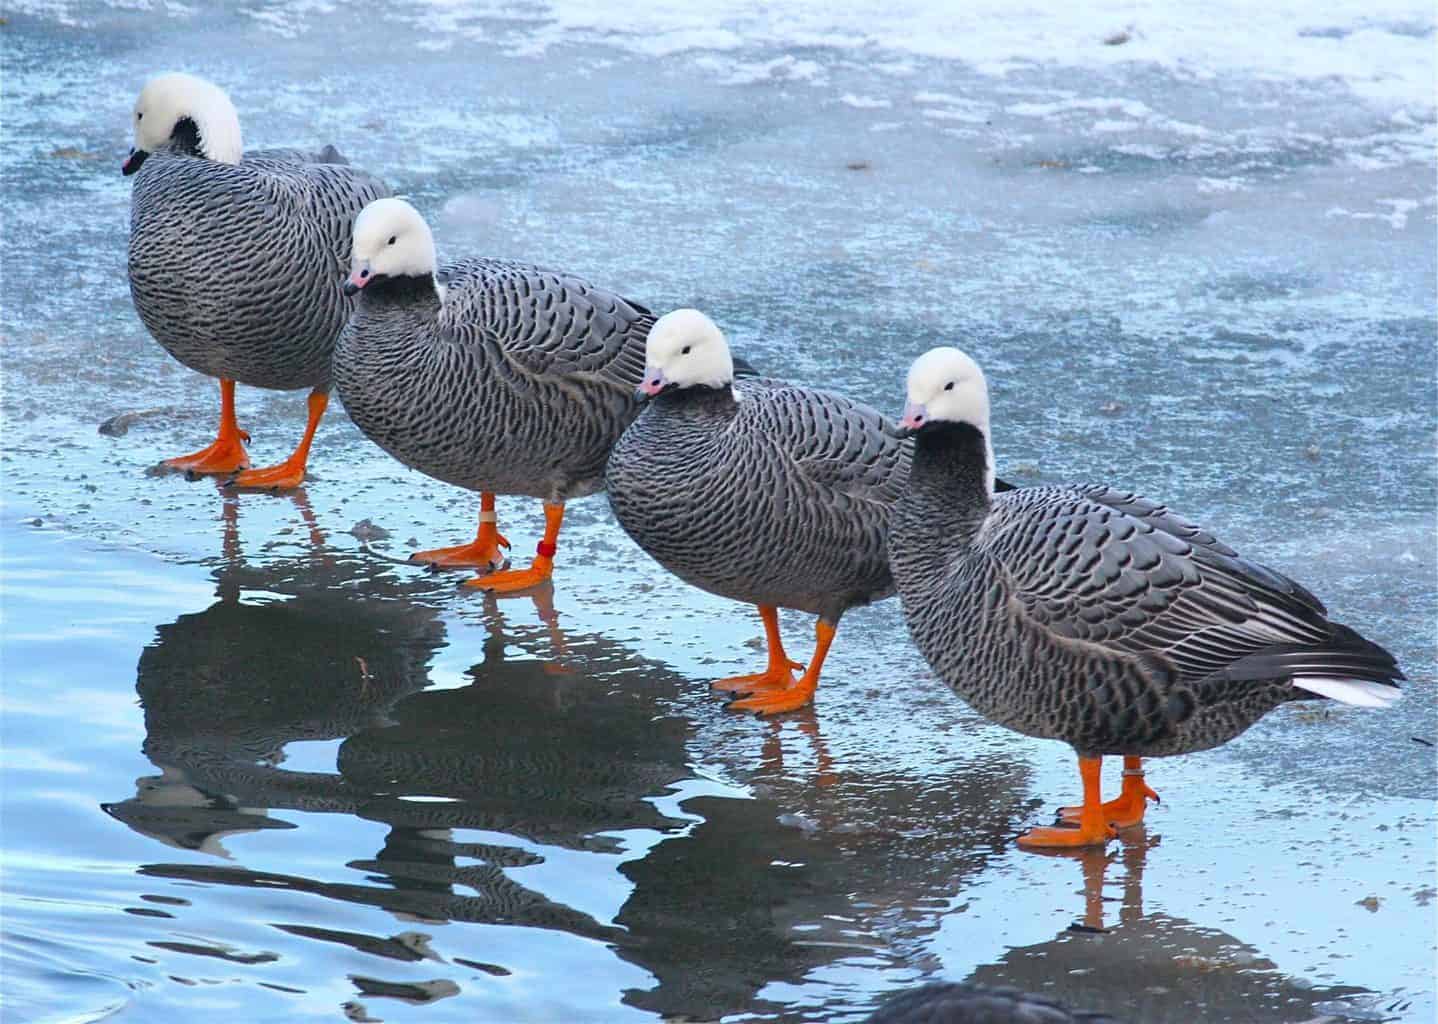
[464,502,563,594]
[1017,756,1118,849]
[729,618,836,716]
[1060,755,1159,828]
[411,493,511,571]
[228,389,328,492]
[163,378,251,474]
[711,606,804,694]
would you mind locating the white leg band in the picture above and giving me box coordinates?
[479,510,498,524]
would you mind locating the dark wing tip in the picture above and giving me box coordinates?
[1213,620,1406,688]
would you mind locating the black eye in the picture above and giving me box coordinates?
[136,112,143,120]
[944,381,955,391]
[387,235,397,245]
[681,345,691,355]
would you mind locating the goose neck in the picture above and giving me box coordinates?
[362,273,443,310]
[893,421,993,575]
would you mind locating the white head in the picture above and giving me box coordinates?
[344,198,439,295]
[124,72,242,175]
[900,346,994,491]
[638,308,735,397]
[901,347,990,432]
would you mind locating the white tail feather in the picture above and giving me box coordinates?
[1293,675,1401,708]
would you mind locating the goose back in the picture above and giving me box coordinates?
[891,467,1401,758]
[606,377,909,622]
[128,148,389,390]
[332,257,655,502]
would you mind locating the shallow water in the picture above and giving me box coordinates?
[2,2,1436,1022]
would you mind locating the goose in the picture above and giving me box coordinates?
[125,72,389,490]
[865,982,1122,1023]
[888,347,1404,848]
[605,309,908,714]
[334,197,656,592]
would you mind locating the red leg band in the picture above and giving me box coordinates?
[536,540,557,558]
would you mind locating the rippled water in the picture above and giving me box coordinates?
[3,2,1435,1022]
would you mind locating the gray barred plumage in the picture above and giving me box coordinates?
[893,469,1384,759]
[890,349,1403,768]
[333,256,656,503]
[607,377,907,622]
[330,197,658,591]
[606,308,910,714]
[865,982,1123,1024]
[128,145,389,392]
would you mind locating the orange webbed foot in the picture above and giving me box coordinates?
[726,617,834,717]
[162,430,252,475]
[1059,782,1159,829]
[1061,758,1159,829]
[411,531,511,571]
[728,676,818,716]
[711,658,805,695]
[228,458,307,493]
[1017,756,1116,851]
[1016,821,1118,849]
[226,389,327,493]
[463,561,553,594]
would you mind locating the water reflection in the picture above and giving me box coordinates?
[326,617,692,941]
[217,486,327,562]
[103,533,447,857]
[615,741,1041,1018]
[101,536,1049,1019]
[92,514,1382,1022]
[965,836,1372,1022]
[91,528,1382,1023]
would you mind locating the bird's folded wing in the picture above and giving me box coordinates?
[753,385,912,507]
[437,258,654,389]
[985,486,1333,685]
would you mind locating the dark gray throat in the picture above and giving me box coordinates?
[903,421,993,546]
[652,382,738,418]
[363,273,442,307]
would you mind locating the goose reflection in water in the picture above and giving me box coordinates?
[107,595,695,1008]
[959,834,1373,1023]
[99,533,1048,1021]
[102,494,449,857]
[98,501,1386,1024]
